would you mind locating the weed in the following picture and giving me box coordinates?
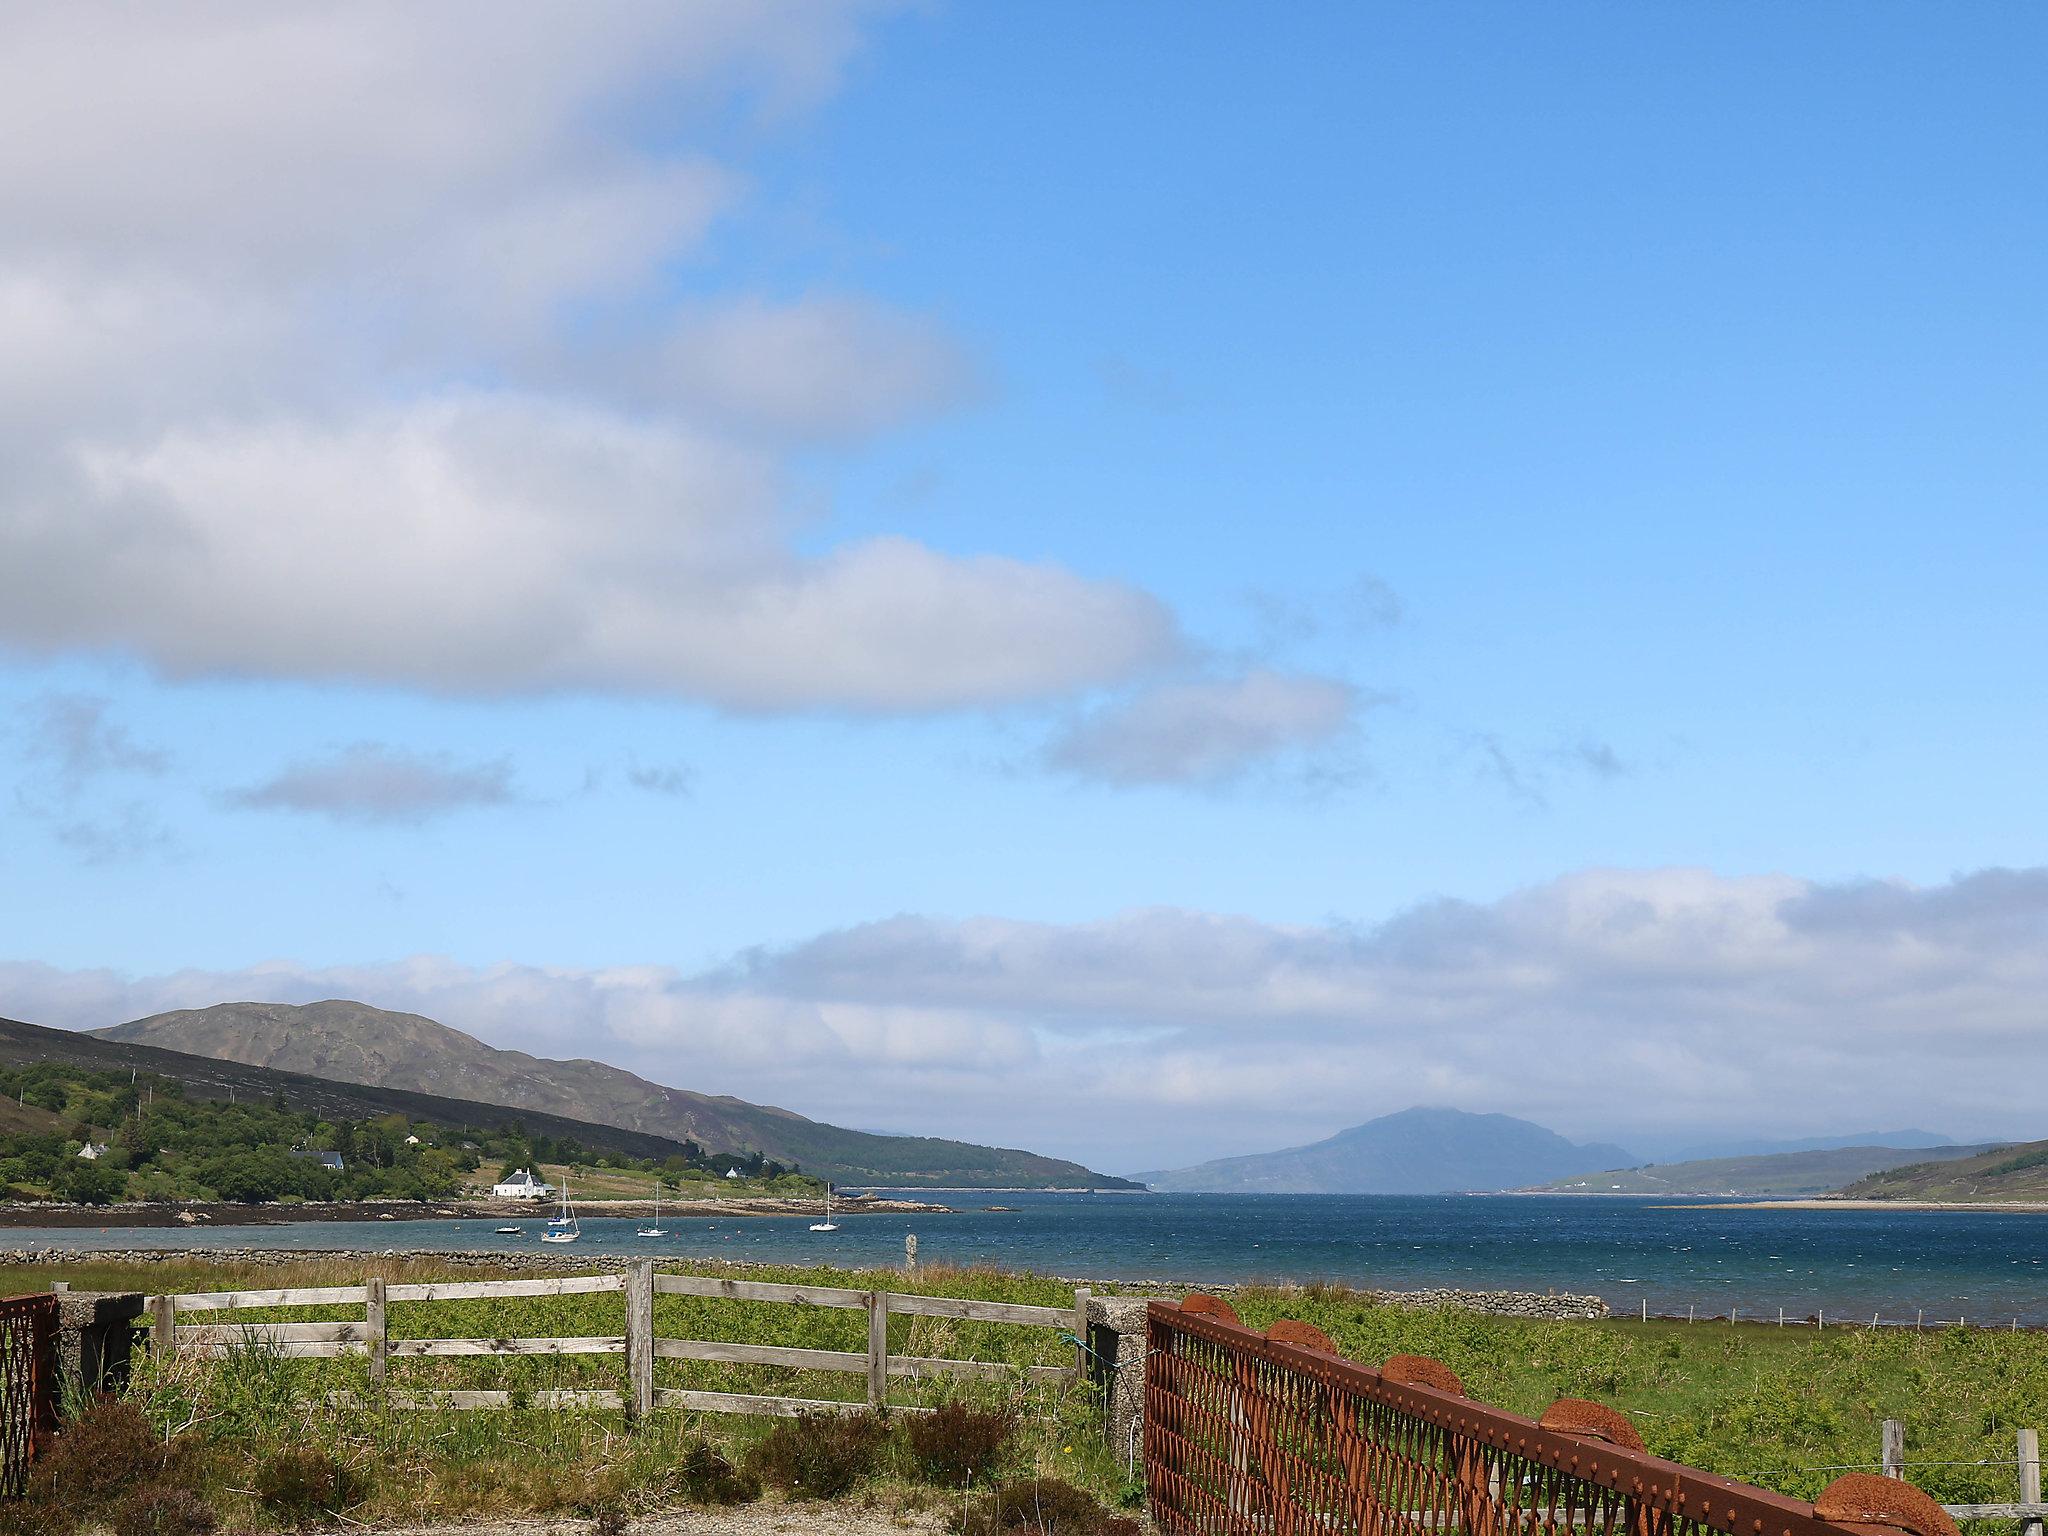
[253,1446,363,1525]
[587,1504,630,1536]
[112,1484,218,1536]
[748,1410,891,1499]
[959,1477,1139,1536]
[677,1438,762,1504]
[906,1400,1016,1485]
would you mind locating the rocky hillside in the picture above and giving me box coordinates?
[96,1000,1134,1189]
[1141,1107,1633,1193]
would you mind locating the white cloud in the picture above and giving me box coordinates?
[1045,670,1359,785]
[226,743,514,826]
[8,866,2045,1170]
[0,4,1183,715]
[640,296,978,442]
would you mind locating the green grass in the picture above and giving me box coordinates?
[12,1257,2046,1526]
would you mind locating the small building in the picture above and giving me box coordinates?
[292,1150,345,1172]
[76,1142,108,1161]
[404,1134,421,1146]
[724,1166,741,1180]
[493,1169,554,1200]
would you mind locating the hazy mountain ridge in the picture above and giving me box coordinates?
[1141,1107,1634,1193]
[1635,1130,1960,1163]
[96,1000,1136,1189]
[1538,1142,2000,1198]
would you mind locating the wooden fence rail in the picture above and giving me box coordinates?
[143,1267,1089,1421]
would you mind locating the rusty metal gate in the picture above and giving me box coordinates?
[0,1294,59,1497]
[1145,1298,1957,1536]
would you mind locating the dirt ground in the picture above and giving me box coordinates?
[376,1501,953,1536]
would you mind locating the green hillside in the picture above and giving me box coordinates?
[0,1057,812,1205]
[1837,1139,2048,1202]
[0,1014,711,1165]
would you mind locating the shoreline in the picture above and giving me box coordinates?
[0,1193,954,1229]
[0,1244,1611,1319]
[1677,1197,2048,1213]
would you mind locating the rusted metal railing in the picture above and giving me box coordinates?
[0,1294,60,1497]
[1145,1296,1959,1536]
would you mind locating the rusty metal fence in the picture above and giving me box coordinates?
[0,1294,59,1497]
[1145,1297,1959,1536]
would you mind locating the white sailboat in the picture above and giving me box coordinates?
[540,1177,580,1243]
[809,1184,839,1233]
[637,1178,667,1238]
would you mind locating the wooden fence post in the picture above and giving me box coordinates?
[1882,1419,1905,1479]
[866,1290,889,1408]
[150,1294,174,1356]
[626,1261,654,1423]
[365,1277,386,1387]
[1073,1287,1092,1379]
[2019,1428,2041,1536]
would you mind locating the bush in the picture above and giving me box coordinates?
[960,1478,1140,1536]
[747,1410,890,1499]
[112,1485,218,1536]
[253,1446,363,1524]
[905,1401,1015,1485]
[676,1439,761,1505]
[17,1398,190,1531]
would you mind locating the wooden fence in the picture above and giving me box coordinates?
[146,1267,1090,1420]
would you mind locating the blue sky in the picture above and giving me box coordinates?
[2,4,2045,1171]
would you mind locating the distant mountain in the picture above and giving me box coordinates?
[1537,1142,2000,1198]
[1140,1107,1634,1194]
[1836,1140,2048,1204]
[95,1000,1135,1189]
[1635,1129,1960,1163]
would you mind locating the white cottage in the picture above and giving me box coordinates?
[492,1169,554,1199]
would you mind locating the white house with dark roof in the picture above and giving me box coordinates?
[492,1169,553,1199]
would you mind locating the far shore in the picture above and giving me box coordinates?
[0,1192,955,1229]
[1675,1197,2048,1214]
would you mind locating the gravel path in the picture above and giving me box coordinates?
[375,1500,953,1536]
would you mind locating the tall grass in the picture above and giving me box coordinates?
[19,1258,2048,1520]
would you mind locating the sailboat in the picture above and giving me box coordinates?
[809,1184,839,1233]
[540,1176,580,1243]
[636,1178,667,1238]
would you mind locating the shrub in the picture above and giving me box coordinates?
[17,1398,190,1531]
[253,1446,363,1524]
[676,1439,761,1505]
[112,1485,218,1536]
[747,1410,890,1499]
[960,1478,1140,1536]
[905,1401,1015,1485]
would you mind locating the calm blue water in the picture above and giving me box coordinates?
[14,1193,2047,1324]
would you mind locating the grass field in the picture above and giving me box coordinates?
[10,1255,2044,1525]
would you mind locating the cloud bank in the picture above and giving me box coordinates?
[7,866,2043,1170]
[0,4,1183,716]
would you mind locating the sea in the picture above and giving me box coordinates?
[13,1192,2047,1326]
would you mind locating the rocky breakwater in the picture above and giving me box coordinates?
[1360,1286,1609,1320]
